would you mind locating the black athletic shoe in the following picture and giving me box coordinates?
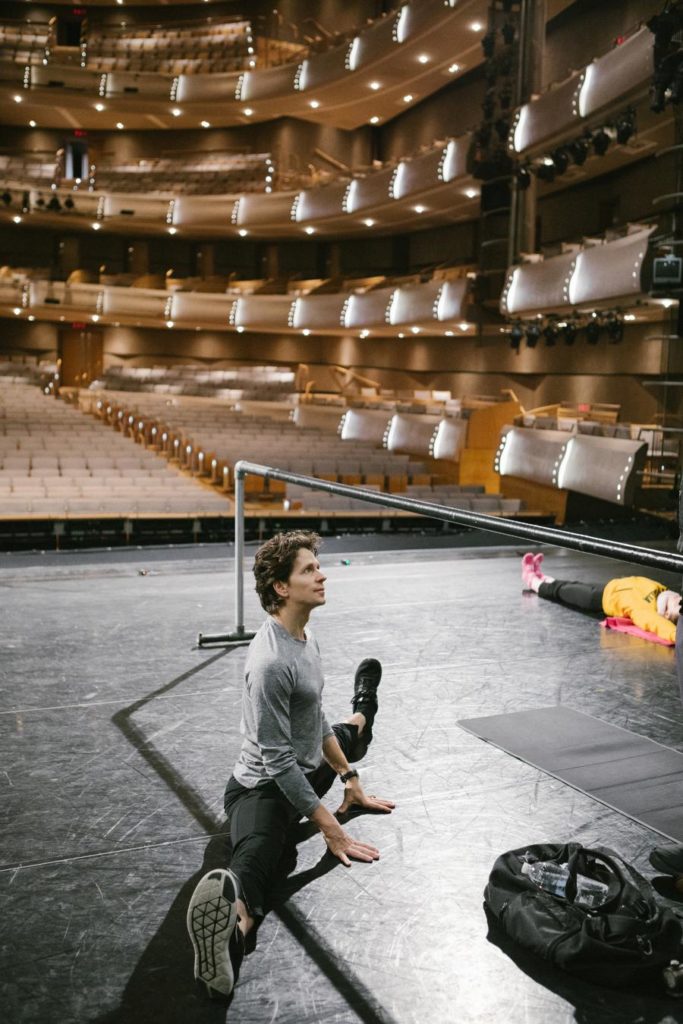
[649,845,683,877]
[187,868,245,999]
[351,657,382,739]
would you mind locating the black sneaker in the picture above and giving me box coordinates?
[187,868,245,999]
[649,845,683,877]
[351,658,382,740]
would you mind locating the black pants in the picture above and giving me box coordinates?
[537,578,605,614]
[223,721,369,924]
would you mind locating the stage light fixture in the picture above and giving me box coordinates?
[585,315,602,344]
[63,196,75,210]
[536,160,556,183]
[47,196,61,213]
[606,313,624,342]
[592,129,611,156]
[495,118,510,141]
[21,191,29,212]
[615,110,635,145]
[481,30,496,58]
[543,320,559,346]
[525,323,541,348]
[1,191,11,207]
[502,21,515,44]
[569,137,590,166]
[509,321,524,350]
[551,147,570,175]
[515,165,532,190]
[561,320,578,345]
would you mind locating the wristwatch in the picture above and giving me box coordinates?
[339,768,359,784]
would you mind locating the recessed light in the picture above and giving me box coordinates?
[363,218,375,227]
[369,81,381,90]
[168,226,177,235]
[92,222,101,230]
[417,54,429,64]
[470,21,484,31]
[464,188,478,199]
[403,94,413,103]
[13,215,22,224]
[411,326,421,334]
[309,100,320,109]
[238,229,248,237]
[445,330,454,336]
[304,226,315,235]
[459,322,469,331]
[243,107,253,116]
[13,94,22,103]
[171,108,182,117]
[360,329,370,338]
[94,103,104,111]
[624,314,637,321]
[91,314,100,322]
[448,63,460,73]
[369,116,380,125]
[12,307,21,315]
[302,329,310,336]
[166,320,174,328]
[413,205,426,214]
[236,325,245,332]
[28,119,36,127]
[201,120,210,128]
[398,332,404,338]
[27,314,35,322]
[116,122,124,129]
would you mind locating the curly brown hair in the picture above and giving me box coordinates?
[253,530,321,613]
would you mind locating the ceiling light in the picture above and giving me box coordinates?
[201,120,210,128]
[302,329,310,336]
[363,218,375,227]
[92,222,101,230]
[369,81,381,90]
[238,228,248,236]
[28,314,35,322]
[168,226,177,235]
[459,322,469,331]
[624,313,636,321]
[445,330,454,336]
[470,21,484,31]
[116,122,124,130]
[243,107,253,116]
[360,329,369,338]
[166,320,174,328]
[369,116,380,124]
[413,205,426,213]
[403,94,414,103]
[94,103,104,111]
[304,226,315,234]
[448,63,460,73]
[12,215,22,223]
[411,326,421,334]
[13,307,21,316]
[91,314,100,322]
[28,119,36,127]
[398,332,405,338]
[171,108,182,117]
[236,325,245,332]
[417,54,429,64]
[13,94,22,103]
[309,100,320,109]
[464,188,478,199]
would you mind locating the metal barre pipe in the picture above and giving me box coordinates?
[196,460,683,646]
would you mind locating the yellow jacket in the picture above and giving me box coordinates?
[601,576,676,644]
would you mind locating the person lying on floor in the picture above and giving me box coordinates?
[521,552,681,646]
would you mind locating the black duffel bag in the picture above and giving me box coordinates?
[484,841,683,990]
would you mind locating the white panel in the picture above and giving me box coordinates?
[512,74,583,154]
[295,183,348,222]
[391,281,442,324]
[236,192,298,226]
[353,11,400,66]
[293,294,348,330]
[347,168,395,212]
[441,137,469,182]
[394,148,444,197]
[239,63,299,100]
[496,427,570,486]
[235,296,295,328]
[340,408,393,444]
[500,253,577,315]
[344,287,395,328]
[177,72,240,103]
[436,279,468,321]
[431,418,467,462]
[557,435,647,505]
[300,46,349,90]
[579,27,652,117]
[172,292,235,325]
[292,405,345,431]
[104,195,167,221]
[102,288,166,317]
[386,413,441,456]
[173,196,234,228]
[569,228,653,306]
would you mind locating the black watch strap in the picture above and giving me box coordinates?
[339,768,359,784]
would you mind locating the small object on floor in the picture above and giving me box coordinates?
[340,558,351,565]
[649,845,683,878]
[187,868,244,1000]
[137,569,150,576]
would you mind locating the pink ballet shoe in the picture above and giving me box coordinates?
[521,553,538,590]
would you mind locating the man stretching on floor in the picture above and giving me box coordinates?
[521,551,681,645]
[187,530,395,1000]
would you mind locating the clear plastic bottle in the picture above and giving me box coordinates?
[574,872,609,909]
[521,859,570,897]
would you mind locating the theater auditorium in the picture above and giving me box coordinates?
[4,1,683,1021]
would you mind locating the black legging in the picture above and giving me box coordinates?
[223,721,368,925]
[537,578,605,614]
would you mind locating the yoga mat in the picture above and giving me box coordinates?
[458,706,683,842]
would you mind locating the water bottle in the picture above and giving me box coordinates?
[574,872,609,909]
[521,859,570,897]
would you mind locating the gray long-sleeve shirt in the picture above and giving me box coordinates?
[232,616,334,817]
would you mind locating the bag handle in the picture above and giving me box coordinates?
[567,845,657,915]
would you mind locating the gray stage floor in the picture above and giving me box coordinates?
[3,541,683,1024]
